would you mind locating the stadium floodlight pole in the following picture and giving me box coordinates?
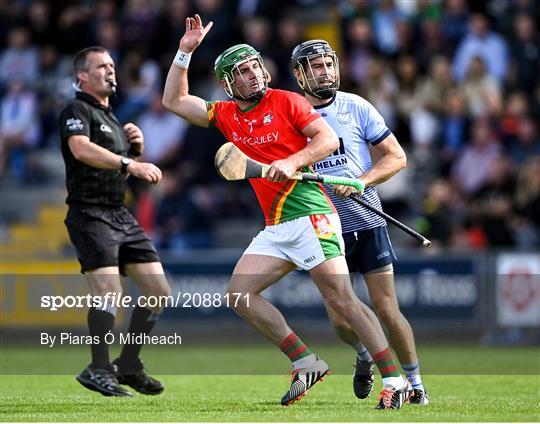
[215,142,431,247]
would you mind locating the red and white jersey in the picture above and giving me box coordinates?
[207,89,335,225]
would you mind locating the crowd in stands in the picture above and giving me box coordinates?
[1,0,539,251]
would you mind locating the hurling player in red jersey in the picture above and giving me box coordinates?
[162,15,409,409]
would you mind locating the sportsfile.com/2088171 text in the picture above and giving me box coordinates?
[40,292,250,311]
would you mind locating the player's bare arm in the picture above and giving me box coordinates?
[162,14,214,127]
[333,133,406,197]
[358,133,406,186]
[68,135,162,184]
[267,117,339,182]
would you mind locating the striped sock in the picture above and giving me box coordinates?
[373,347,401,378]
[402,361,424,390]
[351,340,373,362]
[280,332,313,363]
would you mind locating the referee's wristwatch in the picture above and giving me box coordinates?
[120,157,132,174]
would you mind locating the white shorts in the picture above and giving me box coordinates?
[244,213,345,270]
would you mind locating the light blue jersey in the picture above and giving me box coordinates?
[313,91,390,232]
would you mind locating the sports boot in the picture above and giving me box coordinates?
[281,356,329,406]
[76,364,132,397]
[375,377,411,410]
[353,358,375,399]
[112,358,164,395]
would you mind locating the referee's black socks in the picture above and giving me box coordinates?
[88,306,115,369]
[116,306,160,370]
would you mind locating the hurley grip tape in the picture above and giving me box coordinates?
[322,176,365,192]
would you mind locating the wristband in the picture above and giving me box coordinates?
[120,157,132,174]
[173,50,192,69]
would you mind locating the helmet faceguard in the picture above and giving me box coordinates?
[214,44,270,102]
[291,39,340,100]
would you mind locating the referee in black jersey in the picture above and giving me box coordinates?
[60,46,170,397]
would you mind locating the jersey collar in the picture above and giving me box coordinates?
[76,91,113,113]
[236,88,271,113]
[313,93,337,110]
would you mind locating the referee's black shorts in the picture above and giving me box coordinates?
[64,204,160,274]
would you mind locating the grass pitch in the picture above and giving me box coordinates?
[1,344,539,422]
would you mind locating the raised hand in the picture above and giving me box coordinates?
[179,14,213,53]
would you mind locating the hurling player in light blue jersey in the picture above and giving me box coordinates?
[291,40,429,406]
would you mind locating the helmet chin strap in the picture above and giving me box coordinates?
[308,87,336,100]
[232,88,266,102]
[231,72,269,102]
[302,76,337,100]
[297,61,338,100]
